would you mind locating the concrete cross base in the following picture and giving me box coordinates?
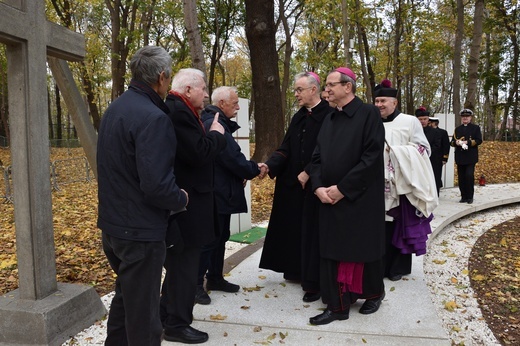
[0,283,106,346]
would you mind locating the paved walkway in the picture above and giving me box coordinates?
[173,183,520,345]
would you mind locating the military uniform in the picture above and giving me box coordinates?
[450,110,482,203]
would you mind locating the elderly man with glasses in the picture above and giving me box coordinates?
[308,67,386,325]
[260,71,333,303]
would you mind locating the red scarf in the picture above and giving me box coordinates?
[168,90,205,133]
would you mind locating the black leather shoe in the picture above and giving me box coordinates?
[388,274,402,281]
[309,309,349,325]
[467,199,473,204]
[206,279,240,293]
[359,292,385,314]
[163,326,209,344]
[303,292,321,302]
[195,285,211,305]
[459,198,467,203]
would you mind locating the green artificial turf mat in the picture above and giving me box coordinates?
[229,226,267,244]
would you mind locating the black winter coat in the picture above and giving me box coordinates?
[310,97,386,263]
[97,81,187,242]
[165,93,226,247]
[438,128,450,163]
[424,126,442,164]
[259,99,332,274]
[201,106,260,215]
[450,123,482,165]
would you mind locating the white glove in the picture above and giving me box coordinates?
[462,143,468,150]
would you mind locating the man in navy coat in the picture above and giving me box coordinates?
[97,46,188,345]
[195,86,261,305]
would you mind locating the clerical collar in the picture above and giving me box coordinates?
[306,100,321,112]
[382,109,400,122]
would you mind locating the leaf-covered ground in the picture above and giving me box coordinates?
[0,142,519,343]
[469,217,520,345]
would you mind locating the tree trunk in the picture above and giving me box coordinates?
[245,0,284,162]
[50,0,102,130]
[354,0,373,101]
[341,0,350,65]
[205,1,233,96]
[140,0,157,45]
[494,4,519,140]
[483,32,498,140]
[47,86,54,141]
[106,0,138,100]
[464,0,485,111]
[393,0,403,104]
[78,63,102,131]
[55,83,62,144]
[1,62,10,144]
[183,0,206,73]
[453,0,464,126]
[509,17,519,141]
[278,0,294,127]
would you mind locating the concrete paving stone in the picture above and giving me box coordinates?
[62,183,520,345]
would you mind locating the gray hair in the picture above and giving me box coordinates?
[294,72,321,89]
[337,71,357,94]
[211,86,238,105]
[130,46,172,86]
[170,68,206,93]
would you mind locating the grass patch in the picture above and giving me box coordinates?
[229,227,266,244]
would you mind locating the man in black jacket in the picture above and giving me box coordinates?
[160,68,226,344]
[429,117,451,194]
[451,109,482,204]
[195,86,261,305]
[415,107,443,195]
[97,46,188,346]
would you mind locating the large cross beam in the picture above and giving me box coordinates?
[0,1,104,344]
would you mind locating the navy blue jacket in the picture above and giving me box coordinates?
[97,81,187,241]
[201,105,260,214]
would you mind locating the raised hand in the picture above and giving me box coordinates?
[209,112,224,134]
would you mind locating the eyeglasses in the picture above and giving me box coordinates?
[293,86,313,94]
[325,81,346,88]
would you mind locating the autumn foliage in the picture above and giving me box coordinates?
[0,142,519,299]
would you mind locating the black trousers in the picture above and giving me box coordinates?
[320,257,384,312]
[384,221,412,278]
[161,244,201,333]
[102,233,165,346]
[431,160,443,195]
[198,214,230,285]
[457,163,476,200]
